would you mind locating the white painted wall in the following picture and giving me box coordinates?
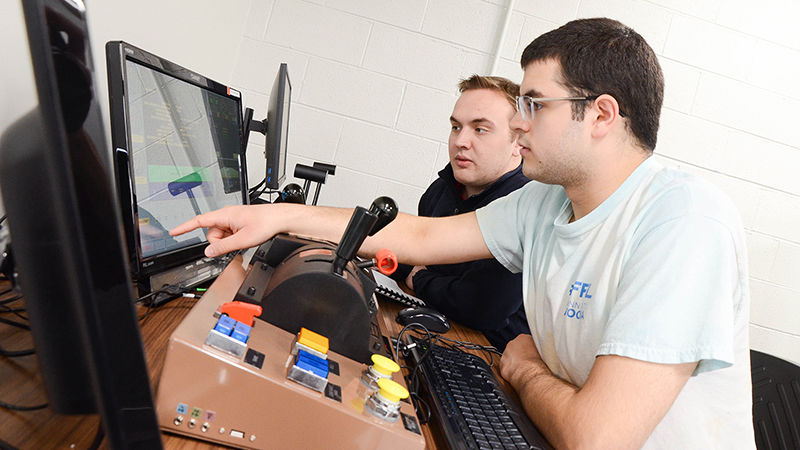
[2,0,798,365]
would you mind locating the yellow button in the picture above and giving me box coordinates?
[371,354,400,376]
[377,378,409,403]
[297,327,329,354]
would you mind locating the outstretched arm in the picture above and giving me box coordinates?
[499,335,695,449]
[170,203,492,266]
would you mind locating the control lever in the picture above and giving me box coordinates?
[332,197,398,276]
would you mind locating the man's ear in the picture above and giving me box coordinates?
[591,94,620,139]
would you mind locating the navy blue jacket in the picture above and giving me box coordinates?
[395,164,531,350]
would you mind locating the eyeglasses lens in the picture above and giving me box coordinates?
[516,96,533,121]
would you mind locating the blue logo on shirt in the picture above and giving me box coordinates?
[568,281,592,298]
[564,281,592,320]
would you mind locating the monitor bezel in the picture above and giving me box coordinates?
[105,40,248,282]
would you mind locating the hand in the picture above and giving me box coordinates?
[170,205,281,257]
[499,334,548,387]
[405,265,426,290]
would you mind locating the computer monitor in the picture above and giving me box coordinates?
[0,0,161,447]
[105,41,248,294]
[265,63,291,190]
[244,63,292,197]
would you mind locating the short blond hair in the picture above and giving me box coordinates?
[458,75,519,109]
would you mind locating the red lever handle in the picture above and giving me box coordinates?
[220,301,263,326]
[375,249,398,275]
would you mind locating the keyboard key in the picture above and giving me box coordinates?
[475,438,491,449]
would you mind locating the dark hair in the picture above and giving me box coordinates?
[520,18,663,151]
[458,75,519,110]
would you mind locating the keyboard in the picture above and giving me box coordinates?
[405,337,551,450]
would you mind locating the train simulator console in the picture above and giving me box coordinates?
[156,198,425,448]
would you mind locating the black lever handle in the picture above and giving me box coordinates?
[332,197,397,275]
[367,196,398,236]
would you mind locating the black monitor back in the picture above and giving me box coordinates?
[265,63,291,190]
[0,0,161,447]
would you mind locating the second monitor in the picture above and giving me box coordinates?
[265,63,290,191]
[244,62,292,201]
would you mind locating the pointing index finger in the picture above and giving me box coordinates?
[170,215,205,236]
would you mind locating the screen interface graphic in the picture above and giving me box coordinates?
[124,59,243,258]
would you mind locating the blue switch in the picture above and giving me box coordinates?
[295,349,329,378]
[214,315,236,336]
[231,321,251,343]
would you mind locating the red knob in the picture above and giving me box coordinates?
[375,249,398,275]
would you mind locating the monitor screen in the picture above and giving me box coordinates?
[123,58,243,258]
[107,41,247,287]
[265,63,291,190]
[0,0,160,446]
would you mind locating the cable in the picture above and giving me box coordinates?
[0,316,29,331]
[391,326,504,422]
[136,288,173,322]
[0,215,6,225]
[0,437,17,450]
[136,284,205,322]
[87,422,105,450]
[0,303,34,357]
[251,186,281,203]
[0,306,27,322]
[393,324,440,423]
[0,343,34,358]
[135,283,192,306]
[0,399,47,411]
[135,288,172,306]
[248,177,266,194]
[0,295,22,306]
[409,391,431,424]
[433,335,502,366]
[136,287,175,322]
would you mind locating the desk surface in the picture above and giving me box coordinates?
[0,259,505,449]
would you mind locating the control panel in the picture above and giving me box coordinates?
[156,289,424,449]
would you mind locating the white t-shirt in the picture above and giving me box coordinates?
[476,157,754,449]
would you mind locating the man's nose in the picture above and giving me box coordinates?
[509,110,527,133]
[454,130,471,148]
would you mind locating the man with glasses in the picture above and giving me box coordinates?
[172,18,753,449]
[392,74,530,352]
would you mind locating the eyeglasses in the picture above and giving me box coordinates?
[515,95,600,121]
